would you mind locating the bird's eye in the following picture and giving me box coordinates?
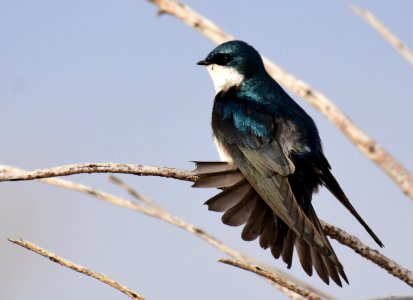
[211,53,233,66]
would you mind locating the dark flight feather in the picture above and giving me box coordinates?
[195,161,349,285]
[319,164,384,247]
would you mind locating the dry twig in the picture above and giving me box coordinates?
[147,0,413,202]
[9,239,144,300]
[351,6,413,67]
[108,175,163,210]
[0,163,411,289]
[108,175,316,300]
[0,162,196,182]
[322,221,413,288]
[0,165,326,300]
[219,258,321,300]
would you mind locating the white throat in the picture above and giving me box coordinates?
[207,64,244,93]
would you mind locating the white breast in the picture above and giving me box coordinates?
[207,64,244,93]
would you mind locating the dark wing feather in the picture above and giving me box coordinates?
[307,205,348,285]
[193,161,237,174]
[197,173,348,285]
[241,199,267,241]
[312,248,329,284]
[237,141,295,176]
[204,179,251,212]
[227,145,333,259]
[317,157,383,247]
[281,229,296,268]
[258,208,277,249]
[192,170,244,188]
[221,189,258,226]
[295,238,313,276]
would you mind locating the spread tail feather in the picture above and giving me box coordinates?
[192,161,244,188]
[194,162,348,286]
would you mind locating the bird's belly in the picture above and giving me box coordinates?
[213,135,234,164]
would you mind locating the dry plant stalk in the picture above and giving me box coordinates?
[219,258,321,300]
[147,0,413,202]
[351,6,413,67]
[0,165,325,300]
[109,175,313,300]
[322,221,413,287]
[0,162,196,182]
[9,239,144,300]
[1,163,411,290]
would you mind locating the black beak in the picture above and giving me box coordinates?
[197,59,209,66]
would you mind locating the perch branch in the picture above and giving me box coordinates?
[322,221,413,287]
[219,258,321,300]
[0,165,328,299]
[9,239,144,300]
[0,164,411,289]
[351,6,413,67]
[147,0,413,202]
[0,162,196,182]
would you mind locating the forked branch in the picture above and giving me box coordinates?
[0,163,411,288]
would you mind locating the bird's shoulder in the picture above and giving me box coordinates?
[212,85,276,144]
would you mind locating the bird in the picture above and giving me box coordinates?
[193,40,383,286]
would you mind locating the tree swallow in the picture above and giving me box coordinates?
[194,40,383,286]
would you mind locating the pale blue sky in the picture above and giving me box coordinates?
[0,1,412,299]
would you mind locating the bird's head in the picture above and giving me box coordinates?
[197,40,265,92]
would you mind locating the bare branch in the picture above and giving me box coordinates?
[351,6,413,67]
[0,162,196,182]
[219,258,321,300]
[9,239,144,300]
[108,175,163,210]
[2,163,411,289]
[108,176,314,300]
[322,221,413,287]
[147,0,413,202]
[0,165,330,299]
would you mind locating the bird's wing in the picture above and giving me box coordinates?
[193,161,348,285]
[237,140,295,176]
[212,95,335,259]
[228,145,333,258]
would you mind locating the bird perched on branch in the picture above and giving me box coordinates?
[194,40,383,286]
